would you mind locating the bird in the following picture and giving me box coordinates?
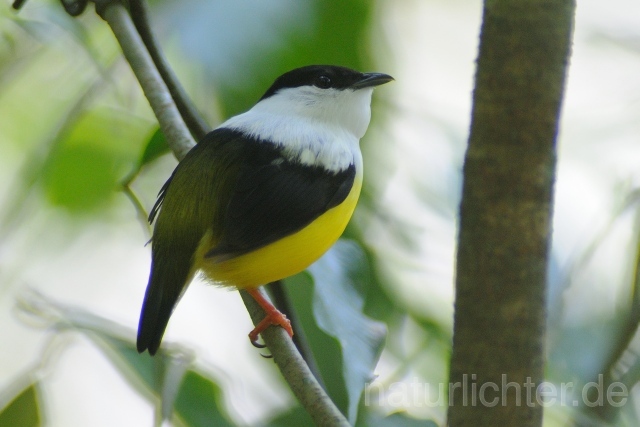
[136,65,393,355]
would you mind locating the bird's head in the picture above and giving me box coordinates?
[254,65,393,139]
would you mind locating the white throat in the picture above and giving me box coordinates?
[218,86,374,172]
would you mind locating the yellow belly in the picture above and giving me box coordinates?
[199,173,362,288]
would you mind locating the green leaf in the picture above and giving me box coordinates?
[40,108,149,212]
[42,144,118,211]
[285,273,349,413]
[0,381,42,427]
[266,405,314,427]
[307,240,387,424]
[352,242,404,326]
[95,336,234,427]
[97,334,168,397]
[358,411,438,427]
[174,370,234,427]
[138,128,170,167]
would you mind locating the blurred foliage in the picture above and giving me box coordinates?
[2,0,640,426]
[40,107,148,212]
[99,338,235,427]
[0,380,43,427]
[0,0,443,425]
[10,290,235,427]
[153,0,373,117]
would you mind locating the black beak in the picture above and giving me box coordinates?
[351,72,394,89]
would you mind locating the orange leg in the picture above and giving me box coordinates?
[246,288,293,346]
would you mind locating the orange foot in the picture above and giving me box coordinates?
[246,288,294,347]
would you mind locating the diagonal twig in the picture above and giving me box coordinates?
[95,0,195,161]
[128,0,210,141]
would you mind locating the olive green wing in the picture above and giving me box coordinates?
[136,129,244,355]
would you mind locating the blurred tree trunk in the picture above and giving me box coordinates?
[448,1,575,426]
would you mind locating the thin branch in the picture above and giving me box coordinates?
[241,289,350,427]
[128,0,210,141]
[121,184,153,238]
[95,0,194,161]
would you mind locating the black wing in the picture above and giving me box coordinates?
[206,137,356,260]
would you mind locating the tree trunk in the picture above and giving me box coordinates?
[448,1,575,425]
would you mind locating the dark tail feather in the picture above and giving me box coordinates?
[137,254,192,355]
[136,278,169,355]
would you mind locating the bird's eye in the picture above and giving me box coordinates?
[315,75,332,89]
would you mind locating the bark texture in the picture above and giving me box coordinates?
[448,1,575,425]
